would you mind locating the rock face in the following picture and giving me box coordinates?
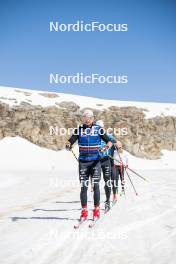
[0,101,176,159]
[97,107,176,159]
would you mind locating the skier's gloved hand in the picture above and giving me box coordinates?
[119,161,124,167]
[100,145,110,152]
[65,142,72,151]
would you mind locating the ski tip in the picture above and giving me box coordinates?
[89,223,95,228]
[74,224,81,229]
[89,223,96,228]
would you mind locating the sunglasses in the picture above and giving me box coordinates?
[82,116,93,120]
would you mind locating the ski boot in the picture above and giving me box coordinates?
[120,186,125,196]
[80,206,88,220]
[104,201,111,212]
[113,194,117,202]
[93,206,100,220]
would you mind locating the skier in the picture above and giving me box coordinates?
[66,110,113,220]
[113,141,128,195]
[96,120,117,211]
[106,127,119,202]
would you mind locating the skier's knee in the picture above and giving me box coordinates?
[80,179,89,188]
[104,178,112,187]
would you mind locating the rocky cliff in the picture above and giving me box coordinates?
[0,99,176,159]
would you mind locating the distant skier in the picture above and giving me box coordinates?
[66,110,113,220]
[113,141,128,195]
[106,127,119,202]
[96,120,116,211]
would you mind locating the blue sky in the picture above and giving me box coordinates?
[0,0,176,102]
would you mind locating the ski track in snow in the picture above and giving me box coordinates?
[0,169,176,264]
[0,83,176,264]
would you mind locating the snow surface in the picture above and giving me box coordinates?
[0,137,175,171]
[0,86,176,118]
[0,137,176,264]
[0,85,176,263]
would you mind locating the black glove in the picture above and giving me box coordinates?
[100,145,109,152]
[65,142,72,151]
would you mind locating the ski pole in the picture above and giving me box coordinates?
[126,167,147,182]
[125,167,138,196]
[108,155,147,181]
[112,150,138,196]
[117,150,138,195]
[116,150,125,189]
[66,137,78,162]
[71,148,78,162]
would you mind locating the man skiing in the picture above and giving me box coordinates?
[106,127,118,203]
[96,121,117,211]
[113,141,128,195]
[66,110,113,221]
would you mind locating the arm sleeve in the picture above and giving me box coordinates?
[111,136,117,144]
[126,154,129,166]
[114,143,118,150]
[68,128,79,145]
[99,128,112,143]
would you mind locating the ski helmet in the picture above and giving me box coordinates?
[96,120,104,127]
[82,109,94,119]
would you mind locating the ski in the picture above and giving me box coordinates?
[105,199,118,212]
[120,190,125,196]
[74,217,87,229]
[112,199,118,206]
[89,200,119,229]
[88,217,100,228]
[104,208,111,214]
[104,203,111,214]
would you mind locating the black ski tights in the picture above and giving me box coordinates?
[79,160,101,207]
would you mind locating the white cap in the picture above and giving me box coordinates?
[96,120,104,127]
[82,109,94,118]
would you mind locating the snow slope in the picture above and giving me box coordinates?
[0,137,76,172]
[0,137,176,171]
[0,137,176,264]
[0,86,176,118]
[0,85,176,264]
